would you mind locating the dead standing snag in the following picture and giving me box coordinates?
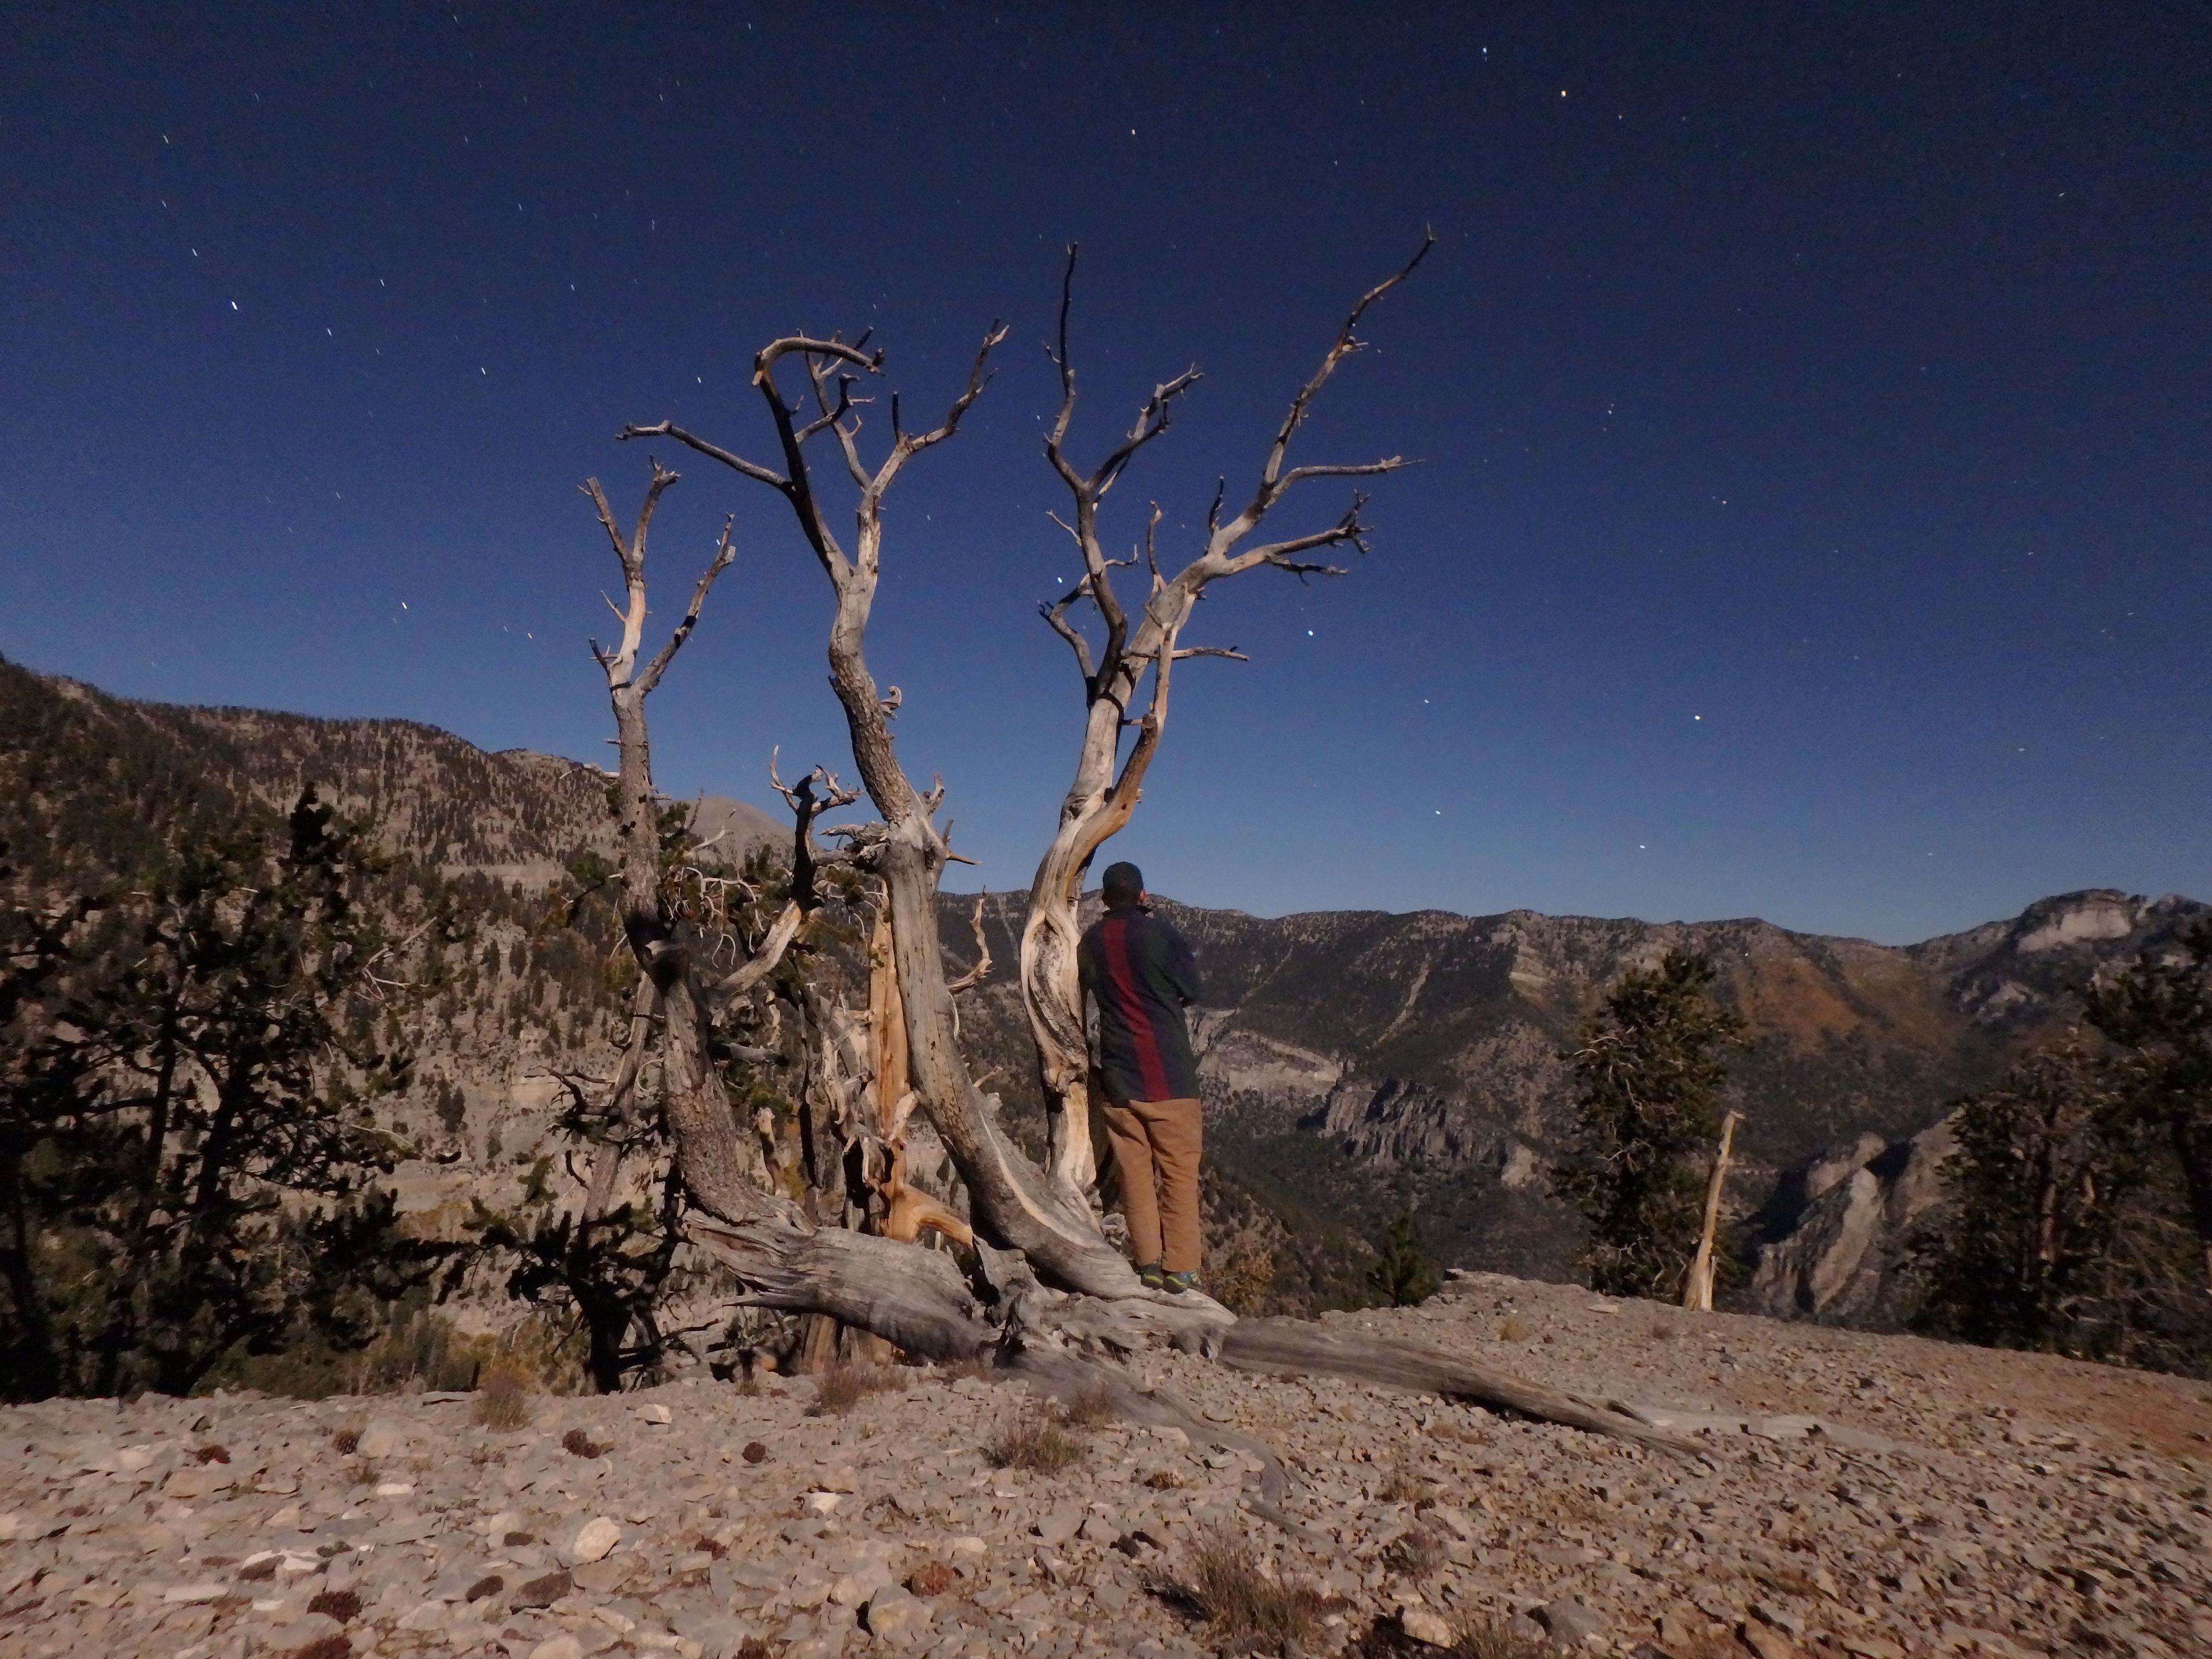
[611,253,1708,1463]
[1021,234,1435,1191]
[577,461,998,1362]
[625,328,1140,1297]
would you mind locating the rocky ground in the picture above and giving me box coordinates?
[5,1272,2209,1659]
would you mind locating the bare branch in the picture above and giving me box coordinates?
[1214,229,1434,548]
[1171,645,1248,661]
[946,895,993,994]
[1039,586,1099,681]
[618,422,783,490]
[635,514,736,696]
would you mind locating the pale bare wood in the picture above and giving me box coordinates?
[1019,236,1434,1191]
[1683,1109,1743,1313]
[624,331,1140,1297]
[1216,1319,1702,1458]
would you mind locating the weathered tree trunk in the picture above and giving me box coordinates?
[1019,237,1433,1194]
[628,335,1139,1298]
[1683,1109,1741,1312]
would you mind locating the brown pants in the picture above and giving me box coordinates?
[1100,1096,1202,1275]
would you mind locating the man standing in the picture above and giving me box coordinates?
[1079,861,1206,1293]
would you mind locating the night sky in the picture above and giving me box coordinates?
[4,5,2206,945]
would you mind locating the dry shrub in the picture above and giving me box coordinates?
[560,1427,607,1457]
[735,1641,772,1659]
[329,1427,360,1455]
[305,1589,362,1623]
[806,1361,908,1417]
[1377,1460,1436,1503]
[192,1444,231,1464]
[1209,1236,1279,1315]
[1183,1525,1327,1653]
[1143,1467,1191,1490]
[474,1361,533,1431]
[986,1411,1086,1475]
[741,1440,769,1464]
[1381,1526,1446,1577]
[1053,1382,1118,1431]
[1496,1312,1534,1343]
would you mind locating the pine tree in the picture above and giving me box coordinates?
[1367,1210,1441,1306]
[0,790,461,1399]
[2085,917,2212,1296]
[1556,949,1745,1300]
[1910,1035,2207,1368]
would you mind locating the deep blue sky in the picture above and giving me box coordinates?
[4,4,2206,945]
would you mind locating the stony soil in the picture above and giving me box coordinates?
[5,1272,2209,1659]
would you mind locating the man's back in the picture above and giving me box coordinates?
[1078,903,1202,1104]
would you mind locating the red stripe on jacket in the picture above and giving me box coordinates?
[1102,915,1173,1101]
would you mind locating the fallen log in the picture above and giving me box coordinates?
[1217,1317,1703,1457]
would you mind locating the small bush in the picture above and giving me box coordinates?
[560,1427,605,1457]
[474,1362,533,1430]
[1054,1382,1118,1431]
[306,1589,362,1623]
[1143,1467,1190,1490]
[1381,1526,1445,1577]
[806,1361,908,1417]
[741,1440,768,1463]
[1181,1525,1327,1653]
[986,1412,1086,1475]
[1496,1312,1533,1343]
[1377,1461,1436,1503]
[192,1444,231,1464]
[330,1427,361,1455]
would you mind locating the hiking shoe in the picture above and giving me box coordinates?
[1135,1262,1166,1291]
[1164,1270,1203,1296]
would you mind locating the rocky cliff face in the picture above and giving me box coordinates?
[949,885,2206,1296]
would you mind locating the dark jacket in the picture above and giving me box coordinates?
[1079,902,1203,1103]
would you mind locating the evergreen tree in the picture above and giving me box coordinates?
[2085,917,2212,1296]
[1367,1209,1441,1306]
[1556,949,1745,1300]
[1916,1037,2158,1359]
[0,791,460,1399]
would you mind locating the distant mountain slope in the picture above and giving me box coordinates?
[941,885,2207,1291]
[0,656,781,890]
[7,657,2200,1310]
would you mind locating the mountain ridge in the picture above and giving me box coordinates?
[7,656,2202,1320]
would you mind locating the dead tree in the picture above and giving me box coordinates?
[576,461,997,1361]
[612,304,1703,1461]
[1022,235,1434,1190]
[623,333,1139,1298]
